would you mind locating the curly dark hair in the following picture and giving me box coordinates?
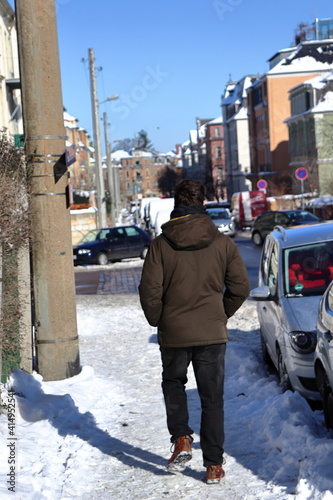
[174,179,205,207]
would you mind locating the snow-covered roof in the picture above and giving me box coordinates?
[111,150,131,161]
[189,130,197,145]
[206,116,222,125]
[63,111,77,122]
[161,150,178,157]
[222,75,259,106]
[64,120,78,130]
[267,41,333,76]
[296,72,331,89]
[231,107,248,120]
[311,90,333,112]
[305,196,333,207]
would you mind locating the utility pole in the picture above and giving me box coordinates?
[113,165,120,224]
[88,48,107,228]
[103,111,115,225]
[15,0,80,381]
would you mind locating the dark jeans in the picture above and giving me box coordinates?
[160,343,226,467]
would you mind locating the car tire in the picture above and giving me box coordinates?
[97,252,108,266]
[317,370,333,429]
[277,348,292,392]
[252,231,263,246]
[140,246,149,259]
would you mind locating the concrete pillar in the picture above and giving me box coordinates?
[15,0,80,380]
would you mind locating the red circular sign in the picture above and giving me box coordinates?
[257,179,267,189]
[295,167,308,180]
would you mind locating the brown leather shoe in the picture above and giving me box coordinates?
[167,435,192,471]
[206,464,225,484]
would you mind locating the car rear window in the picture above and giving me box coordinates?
[207,209,231,220]
[284,241,333,296]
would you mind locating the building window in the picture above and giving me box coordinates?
[215,127,221,137]
[216,146,222,158]
[253,86,263,106]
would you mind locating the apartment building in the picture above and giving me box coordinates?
[64,111,94,194]
[247,39,333,196]
[0,0,22,141]
[221,75,257,200]
[181,117,225,200]
[117,149,181,202]
[181,119,209,185]
[286,72,333,196]
[202,116,227,201]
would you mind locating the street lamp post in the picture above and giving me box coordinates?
[88,48,106,228]
[100,94,119,225]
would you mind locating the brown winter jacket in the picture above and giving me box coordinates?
[139,213,250,347]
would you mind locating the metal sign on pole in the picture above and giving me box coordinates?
[257,179,267,193]
[295,168,308,209]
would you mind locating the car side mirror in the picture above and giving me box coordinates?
[250,285,272,301]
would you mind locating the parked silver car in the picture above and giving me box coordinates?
[250,222,333,402]
[315,280,333,428]
[206,207,236,237]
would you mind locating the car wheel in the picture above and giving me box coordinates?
[140,246,149,259]
[97,252,108,265]
[252,231,263,246]
[318,370,333,429]
[260,331,274,367]
[277,349,292,392]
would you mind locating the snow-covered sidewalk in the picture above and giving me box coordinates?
[1,293,333,499]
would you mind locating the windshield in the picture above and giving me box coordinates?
[79,230,99,243]
[284,241,333,296]
[285,210,320,224]
[207,209,231,220]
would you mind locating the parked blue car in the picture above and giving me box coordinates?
[73,225,151,266]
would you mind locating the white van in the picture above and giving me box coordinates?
[143,198,174,235]
[154,209,172,236]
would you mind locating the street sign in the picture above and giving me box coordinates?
[295,167,308,180]
[65,144,76,167]
[257,179,268,190]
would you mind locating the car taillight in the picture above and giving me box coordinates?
[289,331,316,354]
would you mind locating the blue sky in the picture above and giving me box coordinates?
[10,0,333,152]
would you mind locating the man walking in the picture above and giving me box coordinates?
[139,180,250,484]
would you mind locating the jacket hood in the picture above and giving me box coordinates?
[161,214,219,250]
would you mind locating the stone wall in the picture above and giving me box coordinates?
[70,208,98,244]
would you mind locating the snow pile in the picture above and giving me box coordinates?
[1,294,333,499]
